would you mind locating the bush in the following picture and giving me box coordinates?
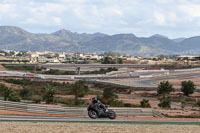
[102,87,118,104]
[158,95,171,109]
[0,84,8,98]
[196,99,200,107]
[109,99,124,107]
[83,67,118,75]
[42,85,55,104]
[32,95,42,104]
[157,81,174,95]
[140,99,151,108]
[123,103,132,107]
[8,89,21,102]
[20,88,33,100]
[43,69,76,75]
[70,80,88,105]
[97,87,123,107]
[181,80,196,96]
[181,100,186,109]
[123,103,141,108]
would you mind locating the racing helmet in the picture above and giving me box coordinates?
[92,97,98,104]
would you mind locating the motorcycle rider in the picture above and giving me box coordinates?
[91,97,109,112]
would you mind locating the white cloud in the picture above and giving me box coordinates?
[0,0,200,38]
[179,4,200,17]
[52,17,62,25]
[153,12,166,25]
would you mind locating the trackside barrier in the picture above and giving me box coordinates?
[87,80,200,92]
[0,101,154,117]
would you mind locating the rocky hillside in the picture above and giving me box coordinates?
[0,26,199,55]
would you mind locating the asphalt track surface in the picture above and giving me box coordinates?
[133,73,200,87]
[0,115,200,124]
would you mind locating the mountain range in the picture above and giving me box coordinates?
[0,26,200,56]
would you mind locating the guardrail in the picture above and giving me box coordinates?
[0,101,154,117]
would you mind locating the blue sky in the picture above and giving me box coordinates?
[0,0,200,38]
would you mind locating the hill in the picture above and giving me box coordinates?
[0,26,199,55]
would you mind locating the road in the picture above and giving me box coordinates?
[0,115,200,123]
[3,64,152,71]
[133,73,200,87]
[0,67,200,88]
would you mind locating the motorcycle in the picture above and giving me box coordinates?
[87,103,116,119]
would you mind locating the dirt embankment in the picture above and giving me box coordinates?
[0,64,7,71]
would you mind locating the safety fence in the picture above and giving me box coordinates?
[0,101,154,117]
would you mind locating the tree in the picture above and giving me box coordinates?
[100,87,118,105]
[140,99,151,108]
[102,56,114,64]
[0,84,21,102]
[158,95,171,109]
[3,87,11,101]
[157,81,174,95]
[70,80,88,105]
[181,80,196,96]
[20,87,33,100]
[43,85,55,104]
[103,51,120,57]
[0,84,9,100]
[8,89,21,102]
[117,58,123,64]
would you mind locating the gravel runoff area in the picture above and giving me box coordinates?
[0,122,199,133]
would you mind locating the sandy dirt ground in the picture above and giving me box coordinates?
[0,110,72,117]
[0,64,7,71]
[0,122,199,133]
[168,77,200,88]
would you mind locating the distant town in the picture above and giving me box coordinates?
[0,50,200,65]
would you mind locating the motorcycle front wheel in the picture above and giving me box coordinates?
[108,110,116,119]
[88,110,97,119]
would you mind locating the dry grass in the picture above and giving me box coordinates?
[0,122,199,133]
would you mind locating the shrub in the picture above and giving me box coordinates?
[0,84,6,96]
[0,84,8,99]
[70,80,88,105]
[8,89,21,102]
[102,87,118,104]
[97,87,123,107]
[43,69,76,75]
[196,99,200,107]
[181,100,186,109]
[32,95,42,104]
[181,80,196,96]
[3,87,11,101]
[140,99,151,108]
[158,95,171,109]
[157,81,174,95]
[42,85,55,104]
[109,99,124,107]
[123,103,141,108]
[20,87,33,100]
[123,103,132,107]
